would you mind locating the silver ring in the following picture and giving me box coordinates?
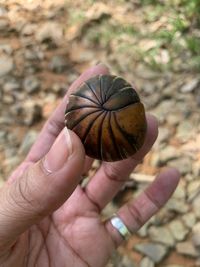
[110,214,132,241]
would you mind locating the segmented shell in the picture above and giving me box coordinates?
[65,74,147,162]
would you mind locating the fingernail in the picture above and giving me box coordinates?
[44,128,72,173]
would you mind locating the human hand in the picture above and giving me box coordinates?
[0,64,180,267]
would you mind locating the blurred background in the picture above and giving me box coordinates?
[0,0,200,266]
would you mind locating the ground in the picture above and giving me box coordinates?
[0,1,200,266]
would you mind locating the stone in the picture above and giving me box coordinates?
[176,241,198,257]
[176,121,194,142]
[2,94,15,104]
[3,80,21,92]
[156,127,171,145]
[35,22,63,45]
[180,78,199,93]
[23,103,42,126]
[192,222,200,247]
[159,146,179,164]
[0,56,14,77]
[21,23,37,36]
[0,43,13,55]
[18,130,38,156]
[187,180,200,202]
[0,18,9,31]
[120,255,135,267]
[49,55,68,73]
[148,226,175,247]
[168,219,189,241]
[23,76,40,93]
[134,243,168,263]
[166,113,181,126]
[168,157,192,175]
[182,212,196,229]
[166,198,189,214]
[140,257,155,267]
[164,265,184,267]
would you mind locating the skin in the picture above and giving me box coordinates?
[0,64,180,267]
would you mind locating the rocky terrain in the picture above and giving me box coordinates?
[0,1,200,266]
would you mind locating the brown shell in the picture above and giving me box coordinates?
[65,74,147,162]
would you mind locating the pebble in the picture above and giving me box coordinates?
[18,130,38,156]
[21,23,37,36]
[49,55,68,73]
[3,80,21,92]
[176,121,194,142]
[23,76,41,93]
[166,198,189,214]
[0,18,9,31]
[168,157,192,175]
[0,56,14,77]
[134,243,168,263]
[156,127,171,145]
[159,146,179,164]
[140,257,155,267]
[0,43,13,55]
[176,241,198,257]
[182,212,196,229]
[192,222,200,248]
[35,22,63,45]
[187,180,200,202]
[180,78,199,93]
[168,219,189,241]
[148,226,175,247]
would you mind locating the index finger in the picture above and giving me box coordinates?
[26,64,109,163]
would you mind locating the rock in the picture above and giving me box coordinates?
[166,113,181,126]
[49,55,68,73]
[193,162,200,178]
[24,48,44,61]
[11,100,43,126]
[182,212,196,229]
[164,265,184,267]
[168,157,192,175]
[187,180,200,202]
[0,43,13,55]
[166,198,189,214]
[134,243,168,263]
[0,56,14,77]
[180,78,199,93]
[148,226,175,247]
[159,146,179,164]
[18,130,38,156]
[168,219,189,241]
[3,80,21,92]
[0,18,9,31]
[192,222,200,248]
[23,76,40,93]
[140,257,155,267]
[3,156,21,173]
[35,22,63,45]
[120,255,135,267]
[176,241,198,257]
[176,121,194,142]
[21,23,37,36]
[156,127,171,145]
[2,94,15,104]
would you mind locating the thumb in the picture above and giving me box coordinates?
[0,128,85,251]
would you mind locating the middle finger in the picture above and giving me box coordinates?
[84,114,158,211]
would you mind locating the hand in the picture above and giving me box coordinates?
[0,64,180,267]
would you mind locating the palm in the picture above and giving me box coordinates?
[12,185,114,267]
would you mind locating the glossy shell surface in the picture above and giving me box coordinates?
[65,74,147,162]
